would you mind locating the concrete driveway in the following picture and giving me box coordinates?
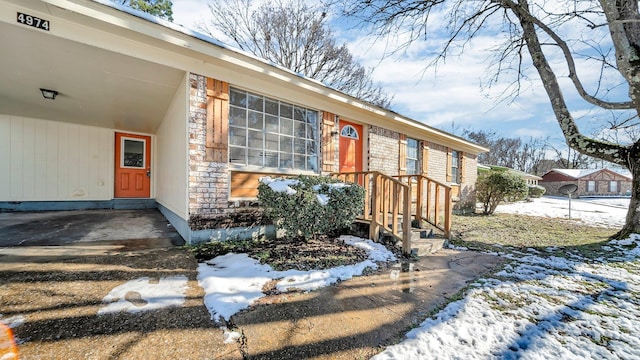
[0,209,183,247]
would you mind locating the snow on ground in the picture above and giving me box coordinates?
[197,235,396,322]
[495,196,628,228]
[374,197,639,359]
[97,276,188,315]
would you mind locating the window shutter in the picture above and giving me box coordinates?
[446,147,452,182]
[205,78,229,163]
[398,134,407,175]
[322,111,336,173]
[421,141,429,176]
[459,152,466,183]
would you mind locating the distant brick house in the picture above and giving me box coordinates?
[540,169,631,197]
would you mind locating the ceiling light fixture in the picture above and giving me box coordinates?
[40,88,58,100]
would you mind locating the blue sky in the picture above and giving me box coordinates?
[170,0,629,150]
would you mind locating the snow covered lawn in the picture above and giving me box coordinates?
[375,197,639,359]
[495,196,628,229]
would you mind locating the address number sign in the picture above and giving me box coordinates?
[17,12,50,31]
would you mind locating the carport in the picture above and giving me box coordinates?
[0,0,192,239]
[0,209,183,247]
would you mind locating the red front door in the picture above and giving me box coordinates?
[339,120,363,173]
[114,132,151,198]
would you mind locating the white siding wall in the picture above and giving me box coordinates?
[155,73,189,219]
[0,115,113,201]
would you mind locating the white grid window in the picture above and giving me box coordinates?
[406,138,419,174]
[228,88,319,172]
[451,150,461,183]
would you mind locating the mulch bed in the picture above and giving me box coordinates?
[191,236,370,271]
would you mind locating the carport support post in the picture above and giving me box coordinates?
[568,193,572,219]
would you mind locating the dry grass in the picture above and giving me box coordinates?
[451,213,615,255]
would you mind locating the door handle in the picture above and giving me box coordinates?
[146,171,151,177]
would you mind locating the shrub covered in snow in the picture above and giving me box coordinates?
[258,175,365,241]
[476,170,528,214]
[527,184,546,198]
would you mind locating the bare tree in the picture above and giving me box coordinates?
[549,143,597,170]
[199,0,393,108]
[464,130,549,174]
[340,0,640,238]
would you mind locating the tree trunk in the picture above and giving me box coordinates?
[615,154,640,239]
[508,0,640,238]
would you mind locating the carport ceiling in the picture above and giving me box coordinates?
[0,21,186,134]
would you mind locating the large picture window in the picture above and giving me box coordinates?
[228,88,318,172]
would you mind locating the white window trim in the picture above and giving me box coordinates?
[120,136,146,169]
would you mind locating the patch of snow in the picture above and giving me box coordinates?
[222,326,243,344]
[374,199,640,359]
[0,315,24,329]
[98,276,188,315]
[197,235,396,322]
[495,196,627,229]
[317,193,330,206]
[259,176,299,195]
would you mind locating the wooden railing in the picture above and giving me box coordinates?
[331,171,412,255]
[394,174,452,238]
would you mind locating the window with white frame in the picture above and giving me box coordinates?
[610,181,618,193]
[587,180,596,192]
[406,138,419,174]
[228,88,318,172]
[451,150,461,183]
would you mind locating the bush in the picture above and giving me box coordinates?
[257,175,365,241]
[527,185,546,198]
[476,170,528,215]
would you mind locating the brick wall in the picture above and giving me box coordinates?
[188,73,263,230]
[368,125,400,174]
[427,142,448,183]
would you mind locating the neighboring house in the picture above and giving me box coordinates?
[478,165,543,186]
[0,0,488,244]
[540,169,632,197]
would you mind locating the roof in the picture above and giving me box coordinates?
[479,165,543,180]
[87,0,488,154]
[546,168,631,180]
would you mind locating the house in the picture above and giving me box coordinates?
[478,165,543,186]
[0,0,488,244]
[540,169,631,197]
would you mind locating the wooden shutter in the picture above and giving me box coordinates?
[459,151,466,183]
[421,141,429,176]
[446,147,452,182]
[322,111,336,172]
[205,78,229,163]
[398,134,407,175]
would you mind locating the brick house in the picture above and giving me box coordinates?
[540,169,632,197]
[0,0,487,244]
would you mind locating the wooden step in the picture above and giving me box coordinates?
[410,238,446,256]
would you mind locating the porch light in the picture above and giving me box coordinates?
[40,88,58,100]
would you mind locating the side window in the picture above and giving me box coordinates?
[451,150,461,183]
[406,138,419,174]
